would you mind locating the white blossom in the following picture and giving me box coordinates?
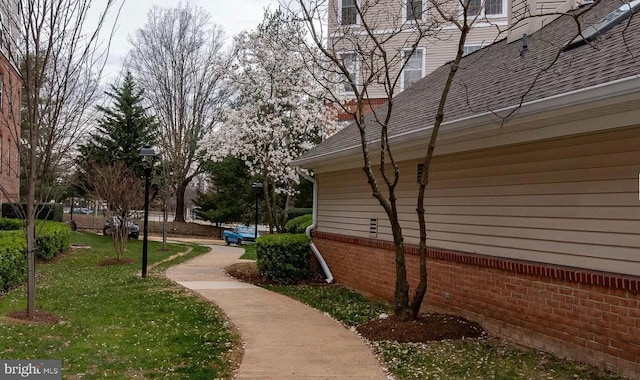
[203,10,336,196]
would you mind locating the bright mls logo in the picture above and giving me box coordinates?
[1,360,61,379]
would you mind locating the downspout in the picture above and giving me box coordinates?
[296,168,334,284]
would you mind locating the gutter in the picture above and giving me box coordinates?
[296,168,334,284]
[293,74,640,168]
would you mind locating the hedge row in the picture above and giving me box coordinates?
[256,233,311,284]
[0,218,24,230]
[0,220,71,291]
[285,214,313,234]
[36,222,72,261]
[0,231,27,292]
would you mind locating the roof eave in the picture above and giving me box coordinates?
[294,74,640,169]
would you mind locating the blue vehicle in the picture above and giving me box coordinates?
[223,225,259,246]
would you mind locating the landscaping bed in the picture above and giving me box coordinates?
[227,249,623,380]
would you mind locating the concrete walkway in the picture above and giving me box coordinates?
[165,245,388,380]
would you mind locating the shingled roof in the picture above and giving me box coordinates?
[299,0,640,163]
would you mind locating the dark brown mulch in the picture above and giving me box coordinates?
[98,258,134,267]
[6,310,61,325]
[226,261,486,343]
[226,262,277,285]
[356,313,486,343]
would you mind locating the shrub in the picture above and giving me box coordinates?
[0,218,24,231]
[285,214,313,234]
[0,231,27,292]
[36,222,72,261]
[0,221,71,290]
[256,234,311,284]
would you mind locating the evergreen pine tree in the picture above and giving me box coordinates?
[77,72,157,179]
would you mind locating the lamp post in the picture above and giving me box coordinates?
[139,146,157,278]
[251,182,263,240]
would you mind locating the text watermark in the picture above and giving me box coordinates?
[1,360,61,379]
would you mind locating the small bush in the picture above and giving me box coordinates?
[285,214,313,234]
[0,231,27,291]
[0,218,24,231]
[0,221,71,290]
[256,234,311,284]
[36,222,71,261]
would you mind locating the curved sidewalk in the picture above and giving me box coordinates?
[165,245,387,380]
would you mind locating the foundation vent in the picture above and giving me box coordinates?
[417,163,424,183]
[369,218,378,238]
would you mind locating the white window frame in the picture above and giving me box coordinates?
[339,51,360,94]
[464,0,507,18]
[405,0,426,22]
[339,0,361,26]
[401,48,425,91]
[463,43,484,56]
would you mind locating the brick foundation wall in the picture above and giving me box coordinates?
[313,231,640,378]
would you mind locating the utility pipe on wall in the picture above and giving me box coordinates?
[296,168,334,284]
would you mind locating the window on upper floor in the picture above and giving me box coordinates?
[0,135,3,174]
[402,48,424,91]
[463,43,484,56]
[465,0,506,17]
[340,0,359,25]
[339,52,360,93]
[406,0,424,22]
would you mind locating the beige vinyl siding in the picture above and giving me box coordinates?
[507,0,570,42]
[328,0,507,99]
[316,126,640,276]
[331,24,505,99]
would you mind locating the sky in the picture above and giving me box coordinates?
[99,0,281,85]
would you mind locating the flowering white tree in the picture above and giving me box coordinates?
[205,9,336,232]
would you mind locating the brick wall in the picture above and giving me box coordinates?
[314,231,640,378]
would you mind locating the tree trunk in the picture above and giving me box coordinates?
[26,99,39,318]
[162,203,167,251]
[174,182,187,222]
[26,204,36,318]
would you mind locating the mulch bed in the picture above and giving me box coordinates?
[225,261,487,343]
[356,313,486,343]
[226,262,278,285]
[6,310,62,325]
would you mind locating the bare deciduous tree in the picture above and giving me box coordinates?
[289,0,499,319]
[291,0,625,321]
[0,0,121,317]
[84,162,144,260]
[129,3,231,223]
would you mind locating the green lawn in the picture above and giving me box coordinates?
[239,244,257,260]
[0,232,238,379]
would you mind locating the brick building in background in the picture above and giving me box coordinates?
[0,2,21,204]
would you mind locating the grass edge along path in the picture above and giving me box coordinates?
[0,232,240,379]
[259,277,621,379]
